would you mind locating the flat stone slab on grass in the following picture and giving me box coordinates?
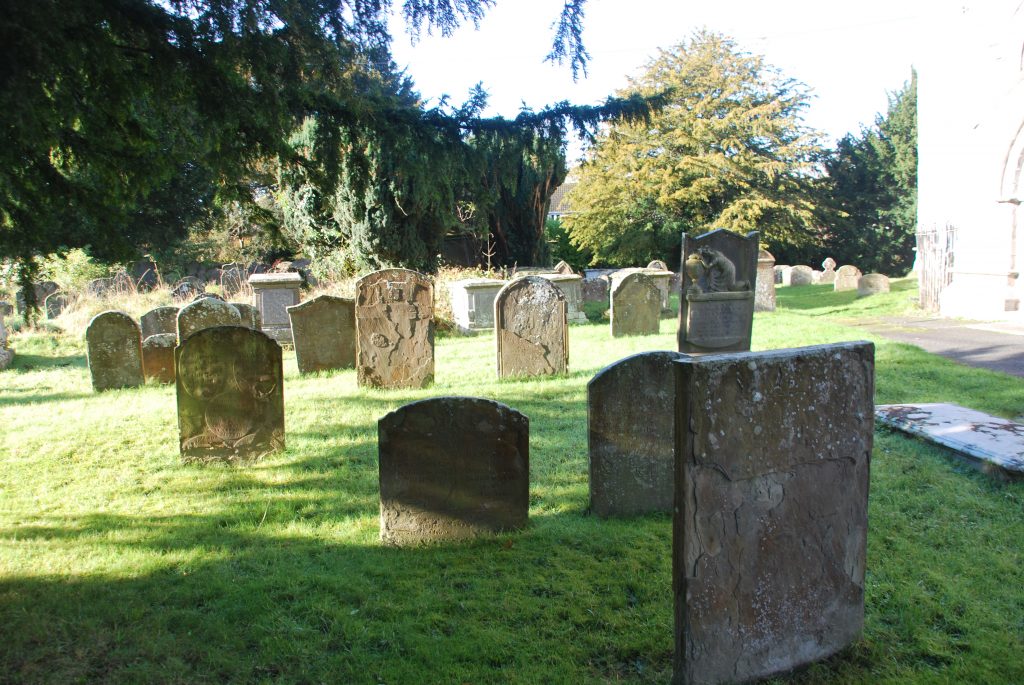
[876,403,1024,479]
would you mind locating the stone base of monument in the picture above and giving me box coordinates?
[680,291,754,353]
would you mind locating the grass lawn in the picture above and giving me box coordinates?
[1,277,1022,684]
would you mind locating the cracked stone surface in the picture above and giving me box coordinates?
[588,351,687,517]
[673,341,874,685]
[177,298,242,342]
[378,397,529,545]
[288,295,355,373]
[355,269,434,389]
[86,311,144,391]
[876,403,1024,479]
[611,273,661,338]
[175,326,284,463]
[140,306,180,340]
[495,276,568,377]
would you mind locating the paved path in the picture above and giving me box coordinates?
[845,316,1024,378]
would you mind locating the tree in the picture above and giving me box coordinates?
[564,31,823,266]
[817,72,917,274]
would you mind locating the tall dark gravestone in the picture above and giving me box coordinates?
[355,269,434,389]
[494,276,568,377]
[378,397,529,545]
[288,295,356,373]
[672,342,874,685]
[175,326,284,462]
[85,311,144,391]
[678,229,758,354]
[588,351,687,517]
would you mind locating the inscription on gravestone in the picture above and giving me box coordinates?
[378,397,529,544]
[588,351,686,517]
[288,295,356,373]
[672,342,874,685]
[175,326,284,462]
[86,311,144,391]
[495,276,568,377]
[355,269,434,389]
[610,272,661,337]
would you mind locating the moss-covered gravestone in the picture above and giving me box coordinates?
[142,333,177,384]
[494,276,568,377]
[86,311,144,391]
[140,306,180,340]
[355,269,434,389]
[177,297,242,342]
[378,397,529,545]
[175,326,284,462]
[288,295,355,373]
[610,272,661,337]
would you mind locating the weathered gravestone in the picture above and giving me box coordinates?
[775,265,792,285]
[678,229,758,354]
[495,276,568,377]
[16,281,59,314]
[447,279,507,334]
[355,269,434,389]
[588,351,686,517]
[287,295,356,373]
[140,306,180,339]
[858,273,891,296]
[538,273,587,323]
[44,292,69,319]
[611,267,674,310]
[249,272,303,343]
[86,277,114,298]
[192,291,225,302]
[610,272,661,337]
[581,278,609,305]
[231,302,261,330]
[647,259,669,271]
[378,397,529,544]
[171,277,204,300]
[820,257,838,285]
[554,260,575,275]
[142,333,176,383]
[85,311,144,391]
[834,265,862,292]
[177,297,242,342]
[789,264,815,286]
[755,249,776,312]
[672,341,874,685]
[175,326,284,462]
[0,316,13,370]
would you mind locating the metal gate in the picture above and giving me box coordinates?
[916,225,956,312]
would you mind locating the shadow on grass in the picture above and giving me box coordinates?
[776,278,917,313]
[9,352,87,371]
[0,390,94,407]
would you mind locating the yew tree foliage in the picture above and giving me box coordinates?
[564,32,823,266]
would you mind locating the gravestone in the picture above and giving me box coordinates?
[447,279,507,334]
[171,277,204,300]
[678,229,758,354]
[582,278,609,305]
[610,272,661,337]
[219,265,247,297]
[588,351,686,517]
[85,311,144,391]
[131,259,159,291]
[0,316,12,370]
[86,277,114,298]
[16,281,59,314]
[647,259,669,271]
[820,257,838,285]
[495,276,568,377]
[554,260,575,275]
[175,326,284,462]
[231,302,261,330]
[755,249,776,312]
[140,306,180,339]
[789,264,815,286]
[611,267,674,310]
[177,297,242,342]
[249,272,303,343]
[776,265,792,285]
[537,273,587,323]
[355,269,434,389]
[378,397,529,544]
[834,265,862,292]
[142,333,176,384]
[44,292,69,319]
[858,273,891,296]
[287,295,356,373]
[672,341,874,685]
[192,291,225,302]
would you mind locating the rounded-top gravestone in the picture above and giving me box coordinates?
[857,273,891,297]
[177,297,242,342]
[789,265,815,286]
[647,259,669,271]
[44,292,69,319]
[494,276,568,377]
[610,272,661,337]
[288,295,355,373]
[86,311,144,391]
[834,265,863,292]
[140,306,180,339]
[142,333,177,383]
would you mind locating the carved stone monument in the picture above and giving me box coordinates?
[44,292,68,319]
[834,265,863,292]
[287,295,356,373]
[140,306,180,340]
[647,259,669,271]
[537,273,587,323]
[495,276,568,377]
[142,333,176,383]
[677,229,758,354]
[610,272,661,337]
[249,272,303,343]
[175,326,284,462]
[820,257,838,285]
[789,264,815,286]
[447,278,507,334]
[177,297,242,342]
[581,278,609,305]
[553,260,575,275]
[378,397,529,545]
[16,281,59,314]
[355,268,434,389]
[755,249,776,312]
[86,311,144,391]
[672,341,874,685]
[858,273,891,296]
[588,351,686,517]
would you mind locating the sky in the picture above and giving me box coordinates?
[388,0,947,162]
